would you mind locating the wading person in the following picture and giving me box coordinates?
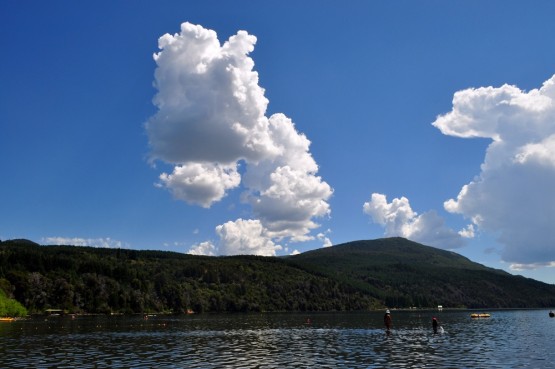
[432,317,438,333]
[384,310,392,331]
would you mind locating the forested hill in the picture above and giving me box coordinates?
[0,239,380,314]
[0,237,554,315]
[289,238,555,308]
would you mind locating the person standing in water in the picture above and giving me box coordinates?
[432,317,439,333]
[384,309,392,331]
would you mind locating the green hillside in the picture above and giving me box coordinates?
[290,238,555,308]
[0,240,379,314]
[0,288,27,317]
[0,237,554,314]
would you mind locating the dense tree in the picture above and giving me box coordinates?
[1,238,554,315]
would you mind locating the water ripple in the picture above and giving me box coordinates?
[1,310,554,368]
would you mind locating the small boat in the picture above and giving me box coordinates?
[470,313,491,318]
[0,317,15,322]
[549,311,554,318]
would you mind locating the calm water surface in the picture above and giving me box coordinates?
[1,310,554,368]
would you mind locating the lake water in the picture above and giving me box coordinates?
[1,309,554,368]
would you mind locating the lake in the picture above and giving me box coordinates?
[1,309,554,368]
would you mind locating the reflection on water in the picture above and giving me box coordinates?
[1,310,553,368]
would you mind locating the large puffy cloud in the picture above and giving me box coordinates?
[147,23,275,164]
[363,193,469,249]
[434,75,555,267]
[241,113,332,242]
[146,23,332,254]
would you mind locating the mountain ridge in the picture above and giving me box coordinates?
[290,238,553,308]
[0,237,554,314]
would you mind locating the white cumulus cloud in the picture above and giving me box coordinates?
[433,75,555,267]
[187,241,217,256]
[216,218,282,256]
[186,219,281,256]
[158,163,241,208]
[363,193,468,249]
[147,23,275,164]
[146,22,332,255]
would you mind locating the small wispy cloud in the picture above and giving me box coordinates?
[509,261,555,271]
[317,229,333,247]
[42,237,129,248]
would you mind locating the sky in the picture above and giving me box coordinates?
[2,1,555,284]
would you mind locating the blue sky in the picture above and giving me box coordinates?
[2,1,555,284]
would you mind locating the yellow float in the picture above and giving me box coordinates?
[470,313,491,318]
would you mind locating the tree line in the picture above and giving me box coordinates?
[0,240,380,315]
[2,237,554,316]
